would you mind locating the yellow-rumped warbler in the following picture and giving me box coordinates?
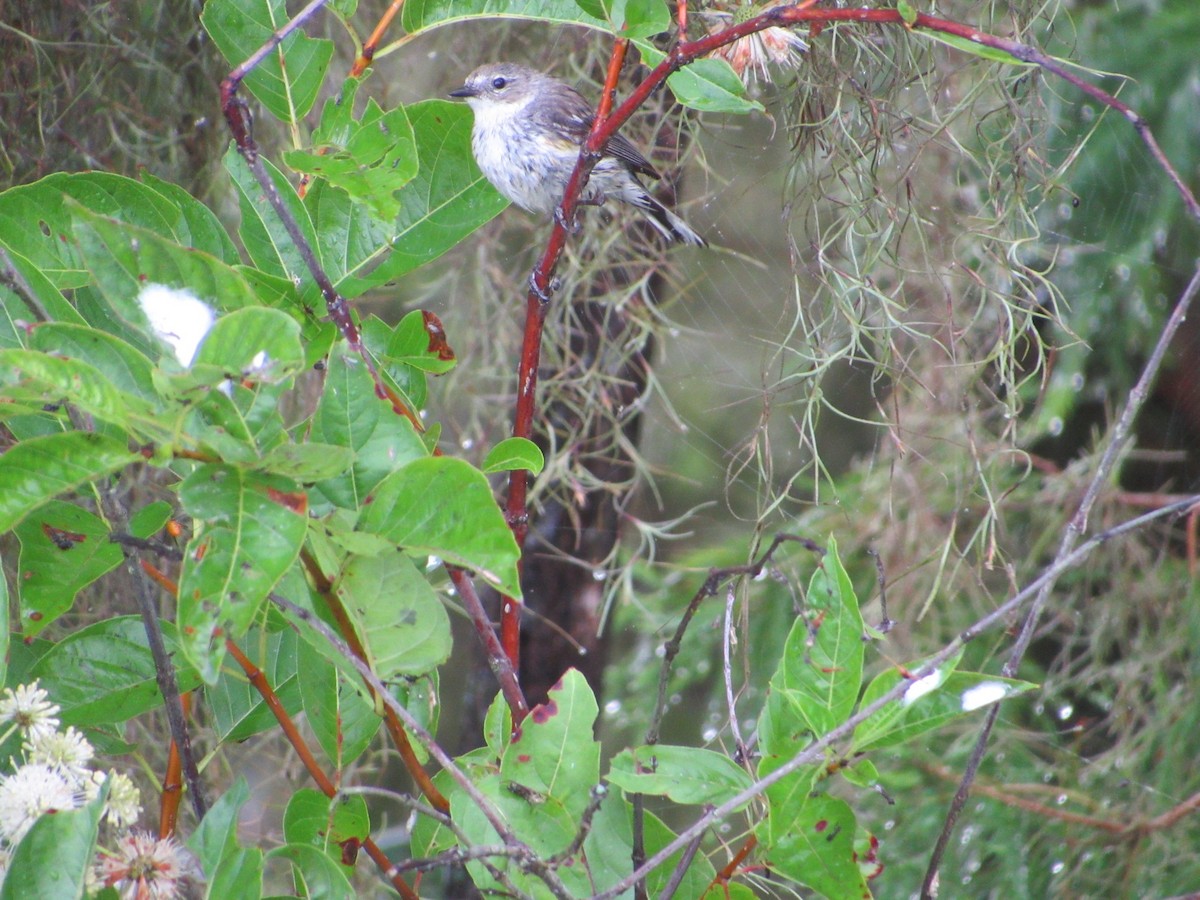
[450,62,706,246]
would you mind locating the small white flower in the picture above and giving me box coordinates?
[102,772,143,831]
[25,726,94,784]
[0,763,81,844]
[96,831,199,900]
[0,682,61,741]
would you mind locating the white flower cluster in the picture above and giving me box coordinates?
[0,681,196,898]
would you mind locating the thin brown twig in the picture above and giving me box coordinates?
[298,550,450,811]
[224,638,421,900]
[268,591,575,900]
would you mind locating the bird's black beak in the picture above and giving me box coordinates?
[448,85,476,99]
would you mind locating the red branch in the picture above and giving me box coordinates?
[225,638,420,900]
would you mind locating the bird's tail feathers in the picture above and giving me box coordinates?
[637,194,707,247]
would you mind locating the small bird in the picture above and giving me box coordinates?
[450,62,706,247]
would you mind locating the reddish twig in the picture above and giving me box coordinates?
[158,690,192,839]
[224,639,420,900]
[298,550,449,812]
[449,566,529,722]
[350,0,405,77]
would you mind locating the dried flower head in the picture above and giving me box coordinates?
[96,832,200,900]
[707,9,808,87]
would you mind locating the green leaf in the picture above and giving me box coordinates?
[207,847,264,900]
[914,29,1034,66]
[296,639,382,767]
[635,46,762,113]
[387,309,457,375]
[29,323,157,400]
[401,0,606,34]
[192,306,305,381]
[267,843,356,900]
[0,242,85,325]
[30,616,202,725]
[0,349,162,439]
[500,669,600,819]
[482,437,545,474]
[898,0,918,26]
[582,791,717,898]
[310,343,428,511]
[284,78,419,223]
[191,777,251,877]
[15,503,123,635]
[282,788,370,877]
[606,744,753,806]
[0,780,106,900]
[71,200,259,314]
[332,101,509,297]
[201,0,334,122]
[335,551,452,678]
[611,0,670,38]
[206,627,302,742]
[260,443,356,482]
[357,456,521,597]
[767,537,864,737]
[758,794,869,900]
[177,464,308,682]
[224,146,323,308]
[483,690,512,760]
[0,432,139,534]
[0,172,237,292]
[852,664,1037,752]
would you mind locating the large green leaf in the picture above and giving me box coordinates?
[224,146,323,308]
[401,0,606,34]
[0,349,159,438]
[0,172,237,291]
[332,101,509,296]
[767,537,864,737]
[29,323,157,400]
[356,456,520,597]
[191,777,250,877]
[15,502,123,636]
[852,665,1037,753]
[296,638,382,767]
[500,669,600,820]
[266,843,356,900]
[206,627,302,742]
[30,616,203,725]
[758,794,869,900]
[606,744,752,806]
[282,788,369,880]
[310,342,429,512]
[0,432,139,534]
[334,551,452,678]
[201,0,334,122]
[177,464,308,682]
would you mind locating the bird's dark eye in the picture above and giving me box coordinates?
[491,76,507,90]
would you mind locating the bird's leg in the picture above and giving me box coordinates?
[528,271,562,303]
[554,204,582,234]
